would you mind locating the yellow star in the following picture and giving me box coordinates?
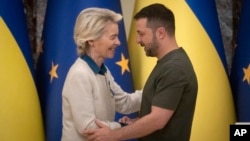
[49,61,59,83]
[243,64,250,85]
[116,53,130,75]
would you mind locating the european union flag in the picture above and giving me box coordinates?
[230,0,250,122]
[36,0,137,141]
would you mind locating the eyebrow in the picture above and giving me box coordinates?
[109,33,118,39]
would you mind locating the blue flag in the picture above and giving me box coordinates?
[230,0,250,122]
[36,0,137,141]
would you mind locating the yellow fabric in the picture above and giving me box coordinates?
[128,1,236,141]
[0,17,45,141]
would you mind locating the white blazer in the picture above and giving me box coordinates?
[61,58,142,141]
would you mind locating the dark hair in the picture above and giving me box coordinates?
[134,3,175,36]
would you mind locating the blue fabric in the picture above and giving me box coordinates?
[186,0,228,73]
[0,0,35,77]
[230,0,250,122]
[81,54,107,75]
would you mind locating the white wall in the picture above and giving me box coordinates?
[120,0,135,38]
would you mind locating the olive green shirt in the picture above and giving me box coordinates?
[139,47,198,141]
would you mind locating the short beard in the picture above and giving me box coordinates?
[145,35,158,57]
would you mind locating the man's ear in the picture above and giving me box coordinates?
[156,27,166,39]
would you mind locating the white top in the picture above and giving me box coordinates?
[61,58,142,141]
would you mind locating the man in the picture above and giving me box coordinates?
[84,3,198,141]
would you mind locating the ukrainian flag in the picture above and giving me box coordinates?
[0,0,44,140]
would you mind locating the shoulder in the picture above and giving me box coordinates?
[66,58,93,78]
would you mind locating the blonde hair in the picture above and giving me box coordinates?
[73,7,122,56]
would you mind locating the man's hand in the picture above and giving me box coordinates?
[118,116,135,125]
[83,119,118,141]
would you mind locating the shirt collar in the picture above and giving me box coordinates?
[81,54,107,75]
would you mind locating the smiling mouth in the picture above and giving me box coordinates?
[109,48,116,52]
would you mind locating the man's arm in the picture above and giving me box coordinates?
[83,105,174,141]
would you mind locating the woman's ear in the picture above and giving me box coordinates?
[88,40,94,47]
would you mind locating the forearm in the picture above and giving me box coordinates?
[100,120,121,130]
[87,119,122,130]
[113,114,160,140]
[113,106,173,140]
[115,90,142,114]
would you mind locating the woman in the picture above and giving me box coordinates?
[61,7,142,141]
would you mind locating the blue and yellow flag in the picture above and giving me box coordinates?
[230,0,250,122]
[128,0,235,141]
[0,0,35,77]
[0,0,44,140]
[36,0,136,141]
[185,0,228,73]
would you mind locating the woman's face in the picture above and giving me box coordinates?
[92,22,121,59]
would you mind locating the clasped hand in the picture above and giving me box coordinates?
[83,116,134,141]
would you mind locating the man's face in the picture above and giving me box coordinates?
[135,18,158,57]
